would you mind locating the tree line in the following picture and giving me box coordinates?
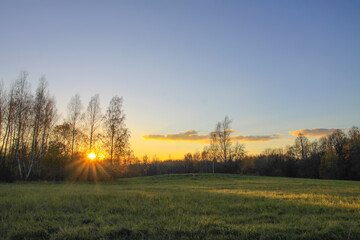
[123,117,360,181]
[0,72,359,181]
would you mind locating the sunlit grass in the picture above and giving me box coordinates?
[0,174,359,239]
[205,188,360,210]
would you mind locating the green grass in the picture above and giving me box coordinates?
[0,174,359,239]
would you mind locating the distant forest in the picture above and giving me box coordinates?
[0,72,359,182]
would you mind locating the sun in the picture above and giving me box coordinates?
[88,152,96,161]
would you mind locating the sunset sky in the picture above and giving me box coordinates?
[1,0,359,159]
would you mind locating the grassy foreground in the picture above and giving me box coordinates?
[0,174,359,240]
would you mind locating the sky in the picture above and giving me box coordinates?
[0,0,359,159]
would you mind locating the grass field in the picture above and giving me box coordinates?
[0,174,359,239]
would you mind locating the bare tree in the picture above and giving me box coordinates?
[0,82,5,144]
[13,72,33,180]
[32,78,57,175]
[0,81,7,173]
[67,94,83,160]
[210,116,233,162]
[329,129,347,177]
[40,94,57,157]
[104,96,129,164]
[29,77,48,177]
[201,147,210,173]
[183,153,194,173]
[0,82,6,158]
[230,142,246,161]
[52,122,72,156]
[209,116,245,173]
[208,142,218,173]
[142,154,149,164]
[329,129,347,158]
[294,133,310,160]
[347,127,360,180]
[86,94,102,152]
[0,87,16,160]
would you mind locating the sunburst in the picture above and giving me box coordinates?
[88,152,96,160]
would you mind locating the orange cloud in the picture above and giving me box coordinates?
[231,134,281,142]
[289,128,338,137]
[143,130,209,143]
[143,130,280,143]
[211,129,237,133]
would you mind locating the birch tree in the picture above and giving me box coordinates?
[0,82,6,159]
[104,96,129,164]
[67,94,82,160]
[13,72,33,180]
[210,116,233,162]
[209,116,245,171]
[86,94,102,152]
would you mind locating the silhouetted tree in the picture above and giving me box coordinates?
[86,94,102,153]
[104,96,129,165]
[30,77,57,177]
[210,116,232,162]
[67,94,83,161]
[294,133,310,160]
[13,72,33,180]
[320,147,339,179]
[183,153,194,173]
[348,127,360,180]
[209,116,245,173]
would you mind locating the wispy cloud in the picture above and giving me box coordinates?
[288,128,338,137]
[231,133,281,142]
[143,130,209,143]
[143,130,280,143]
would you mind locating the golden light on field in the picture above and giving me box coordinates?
[88,153,96,160]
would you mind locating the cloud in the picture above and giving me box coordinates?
[211,129,237,133]
[143,130,209,143]
[143,130,281,143]
[289,128,338,137]
[231,134,281,142]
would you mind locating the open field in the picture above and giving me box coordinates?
[0,174,359,240]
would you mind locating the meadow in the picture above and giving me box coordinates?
[0,174,359,240]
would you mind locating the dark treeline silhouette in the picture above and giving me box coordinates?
[247,127,360,180]
[0,72,359,182]
[120,125,360,181]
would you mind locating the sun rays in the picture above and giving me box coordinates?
[66,153,111,182]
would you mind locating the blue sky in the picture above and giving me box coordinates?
[1,0,359,158]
